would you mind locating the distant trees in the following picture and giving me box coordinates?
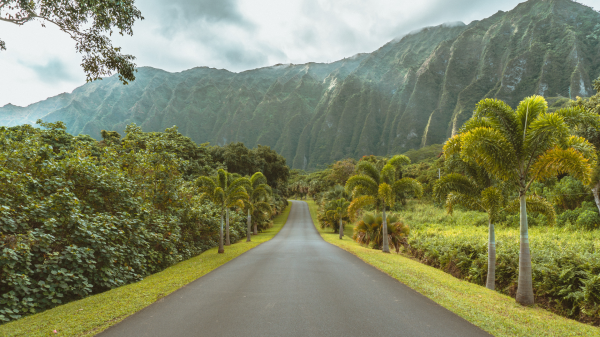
[209,142,290,191]
[345,155,422,253]
[445,95,599,304]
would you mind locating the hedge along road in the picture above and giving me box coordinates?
[99,201,491,337]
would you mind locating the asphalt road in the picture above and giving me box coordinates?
[99,200,492,337]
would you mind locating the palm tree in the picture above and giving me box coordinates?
[325,198,351,239]
[445,95,598,304]
[196,169,250,253]
[345,155,423,253]
[434,173,555,290]
[245,172,273,240]
[352,212,409,252]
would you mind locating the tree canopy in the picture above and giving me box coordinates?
[0,0,143,84]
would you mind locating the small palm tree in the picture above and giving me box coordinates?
[245,172,273,240]
[353,213,379,246]
[196,169,250,253]
[445,95,598,304]
[387,218,410,254]
[352,212,409,252]
[325,198,351,239]
[345,155,423,253]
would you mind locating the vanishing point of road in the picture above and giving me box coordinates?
[99,201,491,337]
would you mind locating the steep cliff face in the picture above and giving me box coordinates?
[1,0,599,169]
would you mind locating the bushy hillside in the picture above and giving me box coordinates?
[2,0,599,169]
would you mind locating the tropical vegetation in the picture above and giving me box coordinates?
[0,122,287,323]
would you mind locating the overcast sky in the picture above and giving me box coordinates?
[1,0,600,107]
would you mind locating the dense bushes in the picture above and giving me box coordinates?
[403,203,600,324]
[0,122,279,323]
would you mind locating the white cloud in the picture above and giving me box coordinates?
[1,0,600,107]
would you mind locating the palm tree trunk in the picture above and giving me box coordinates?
[516,193,534,305]
[218,211,225,254]
[486,219,496,290]
[592,182,600,214]
[253,223,258,235]
[246,209,251,242]
[339,218,343,239]
[225,208,231,246]
[382,206,390,253]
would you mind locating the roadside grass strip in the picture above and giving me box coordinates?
[306,200,600,337]
[0,203,292,337]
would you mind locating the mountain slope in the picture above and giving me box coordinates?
[2,0,599,169]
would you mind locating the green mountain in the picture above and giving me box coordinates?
[2,0,599,169]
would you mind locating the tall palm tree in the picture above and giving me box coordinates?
[445,95,598,304]
[196,169,250,253]
[325,198,351,239]
[345,155,423,253]
[245,172,273,240]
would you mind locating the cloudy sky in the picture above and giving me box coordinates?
[1,0,600,107]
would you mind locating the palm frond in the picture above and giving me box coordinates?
[355,160,380,183]
[480,187,503,222]
[461,117,496,133]
[504,195,556,226]
[380,163,396,185]
[348,195,376,219]
[195,176,216,191]
[461,127,518,181]
[566,136,598,166]
[555,106,600,129]
[378,183,394,207]
[516,95,548,133]
[393,178,423,199]
[345,175,378,197]
[388,155,411,168]
[524,112,569,156]
[443,135,462,157]
[228,177,251,193]
[254,201,272,216]
[433,173,479,201]
[250,172,268,188]
[446,192,483,215]
[473,98,522,151]
[531,147,593,185]
[216,169,228,189]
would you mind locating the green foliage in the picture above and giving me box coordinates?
[0,0,143,84]
[403,202,600,323]
[352,212,409,252]
[575,209,600,231]
[209,142,290,190]
[318,198,350,233]
[0,123,279,323]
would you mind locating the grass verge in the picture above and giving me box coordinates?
[0,203,292,337]
[306,199,599,337]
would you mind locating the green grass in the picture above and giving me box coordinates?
[306,199,600,337]
[0,203,292,337]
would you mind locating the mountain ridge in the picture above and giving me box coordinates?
[1,0,599,169]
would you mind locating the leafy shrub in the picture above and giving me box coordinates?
[0,123,248,323]
[575,210,600,230]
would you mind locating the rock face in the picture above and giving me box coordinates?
[2,0,600,169]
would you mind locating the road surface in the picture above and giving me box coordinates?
[99,200,491,337]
